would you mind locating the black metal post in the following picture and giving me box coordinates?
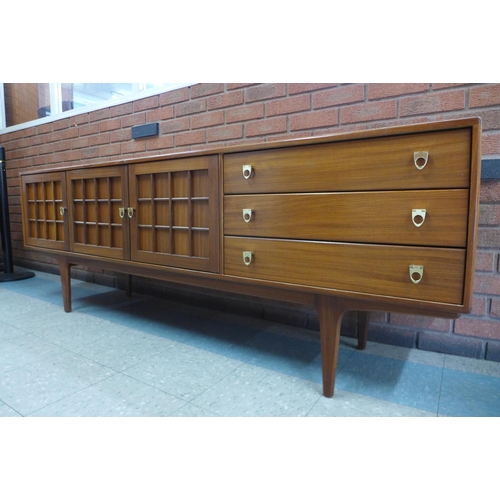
[0,146,34,282]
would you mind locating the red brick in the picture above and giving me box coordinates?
[161,117,190,134]
[88,133,110,146]
[478,229,500,248]
[159,87,190,106]
[133,95,159,112]
[289,83,336,95]
[70,114,89,126]
[226,103,264,123]
[390,313,452,332]
[226,83,255,90]
[71,136,90,149]
[175,130,205,147]
[290,109,339,131]
[190,83,224,98]
[99,144,121,157]
[191,110,224,129]
[99,118,121,133]
[175,99,206,117]
[454,316,500,339]
[81,146,99,159]
[471,296,489,316]
[432,83,466,90]
[110,129,130,143]
[37,123,53,135]
[475,109,500,131]
[476,251,495,272]
[469,84,500,108]
[121,113,146,128]
[341,100,397,124]
[89,108,111,122]
[400,90,465,116]
[491,299,500,317]
[122,141,146,155]
[53,118,70,131]
[146,106,174,122]
[482,133,500,155]
[480,180,500,202]
[480,204,500,225]
[245,117,287,137]
[110,102,134,117]
[245,84,286,103]
[368,83,429,100]
[207,91,244,110]
[313,85,364,109]
[60,127,80,140]
[266,95,311,116]
[474,274,500,295]
[145,135,174,151]
[207,124,243,143]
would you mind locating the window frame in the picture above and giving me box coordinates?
[0,82,195,135]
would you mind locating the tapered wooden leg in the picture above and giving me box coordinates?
[125,274,132,297]
[315,295,345,398]
[59,259,73,313]
[357,311,370,350]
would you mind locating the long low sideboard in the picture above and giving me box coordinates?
[19,117,482,397]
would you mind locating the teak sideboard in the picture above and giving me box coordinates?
[19,118,482,397]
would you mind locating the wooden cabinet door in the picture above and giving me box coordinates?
[128,155,219,272]
[20,171,69,251]
[67,166,129,259]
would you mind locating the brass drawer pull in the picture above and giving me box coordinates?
[412,209,426,227]
[243,251,253,266]
[119,208,125,219]
[127,207,135,218]
[409,265,424,284]
[414,151,429,170]
[242,209,253,223]
[59,207,66,216]
[242,165,253,180]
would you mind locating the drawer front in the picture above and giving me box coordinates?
[223,128,471,194]
[224,190,469,247]
[224,237,466,305]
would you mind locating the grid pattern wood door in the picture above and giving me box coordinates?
[129,155,219,272]
[67,166,129,259]
[21,172,68,250]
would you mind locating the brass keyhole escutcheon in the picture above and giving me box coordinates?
[414,151,429,170]
[409,265,424,284]
[243,209,253,223]
[412,209,426,227]
[242,165,253,180]
[243,251,253,266]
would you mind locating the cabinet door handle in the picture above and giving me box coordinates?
[242,209,253,223]
[119,208,125,218]
[409,265,424,284]
[412,209,426,227]
[243,251,253,266]
[414,151,429,170]
[59,207,66,216]
[242,165,253,179]
[127,207,135,218]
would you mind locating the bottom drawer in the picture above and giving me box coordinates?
[223,237,466,305]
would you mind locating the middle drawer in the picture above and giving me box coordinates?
[224,190,469,248]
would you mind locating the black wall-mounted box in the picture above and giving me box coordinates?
[132,122,159,139]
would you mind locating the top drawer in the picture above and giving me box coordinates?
[223,128,471,194]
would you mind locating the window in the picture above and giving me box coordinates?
[0,83,193,133]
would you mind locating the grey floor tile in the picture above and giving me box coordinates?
[123,343,243,401]
[0,333,67,373]
[362,341,445,368]
[28,312,129,349]
[0,321,29,340]
[0,352,116,415]
[191,364,322,417]
[444,354,500,378]
[29,373,186,417]
[170,403,220,417]
[308,389,437,417]
[70,328,179,371]
[0,401,22,417]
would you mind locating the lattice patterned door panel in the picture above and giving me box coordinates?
[129,155,219,272]
[67,166,129,259]
[20,172,68,250]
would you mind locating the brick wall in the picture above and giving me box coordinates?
[1,83,499,360]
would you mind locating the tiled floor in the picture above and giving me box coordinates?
[1,268,500,417]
